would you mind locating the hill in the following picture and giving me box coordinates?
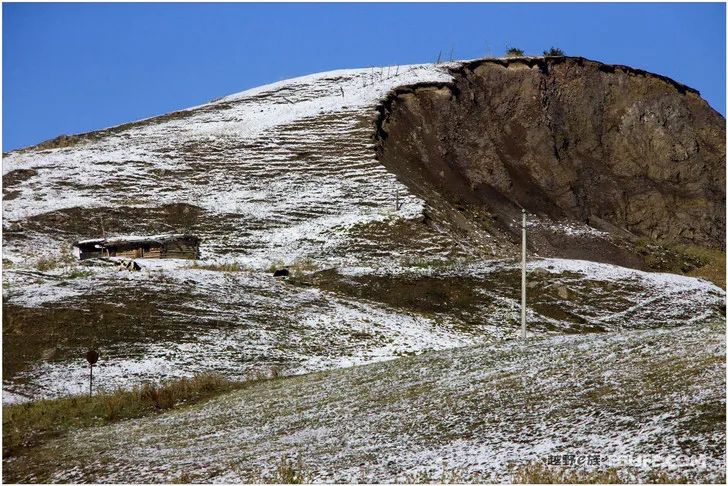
[2,57,725,481]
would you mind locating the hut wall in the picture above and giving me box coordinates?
[79,250,104,260]
[116,248,143,258]
[142,246,163,259]
[75,236,200,261]
[162,241,198,259]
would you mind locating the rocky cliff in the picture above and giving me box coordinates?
[375,57,725,267]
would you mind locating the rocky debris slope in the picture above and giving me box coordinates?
[5,321,724,483]
[375,57,726,265]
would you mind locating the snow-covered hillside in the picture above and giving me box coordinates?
[7,322,725,483]
[2,59,725,482]
[3,61,725,405]
[3,64,455,268]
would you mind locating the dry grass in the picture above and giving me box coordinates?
[64,268,93,279]
[34,249,76,272]
[188,261,248,272]
[35,256,61,272]
[513,462,623,483]
[256,456,313,484]
[402,468,474,483]
[3,373,245,457]
[189,259,319,276]
[267,258,319,277]
[512,462,695,484]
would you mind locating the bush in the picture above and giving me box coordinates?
[505,47,525,57]
[543,47,565,56]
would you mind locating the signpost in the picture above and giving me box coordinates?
[86,350,99,396]
[521,209,527,340]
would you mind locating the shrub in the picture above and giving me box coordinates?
[543,47,565,56]
[505,47,525,57]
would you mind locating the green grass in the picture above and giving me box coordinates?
[64,268,93,279]
[635,239,726,289]
[401,256,462,270]
[2,373,246,457]
[3,324,724,483]
[400,462,696,483]
[673,244,726,289]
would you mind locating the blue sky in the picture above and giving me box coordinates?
[3,2,726,151]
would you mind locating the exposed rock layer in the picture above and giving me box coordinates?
[375,57,726,263]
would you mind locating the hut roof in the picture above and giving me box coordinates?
[73,234,200,249]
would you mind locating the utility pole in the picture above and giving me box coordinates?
[521,209,527,340]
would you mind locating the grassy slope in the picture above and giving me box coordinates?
[9,257,723,403]
[2,374,248,458]
[5,321,724,483]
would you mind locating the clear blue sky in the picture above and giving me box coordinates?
[3,2,726,151]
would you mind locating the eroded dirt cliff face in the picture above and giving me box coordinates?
[375,57,726,265]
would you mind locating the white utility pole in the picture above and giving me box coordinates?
[521,208,527,340]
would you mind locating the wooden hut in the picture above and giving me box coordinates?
[73,234,200,260]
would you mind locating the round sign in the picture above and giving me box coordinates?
[86,350,99,365]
